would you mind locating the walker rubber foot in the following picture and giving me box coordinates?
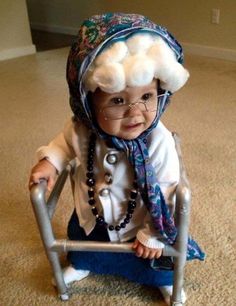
[60,293,70,301]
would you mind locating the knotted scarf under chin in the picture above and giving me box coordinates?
[111,128,177,244]
[111,122,205,261]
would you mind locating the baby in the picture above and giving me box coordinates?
[29,13,204,305]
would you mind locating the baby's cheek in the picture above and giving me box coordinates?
[98,119,121,137]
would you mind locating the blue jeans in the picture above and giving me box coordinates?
[67,210,173,287]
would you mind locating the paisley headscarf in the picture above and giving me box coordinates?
[67,13,205,261]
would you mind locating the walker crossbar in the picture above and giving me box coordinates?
[50,240,180,257]
[30,133,190,305]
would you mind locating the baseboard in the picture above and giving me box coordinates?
[182,42,236,62]
[30,22,78,36]
[0,45,36,61]
[30,23,236,62]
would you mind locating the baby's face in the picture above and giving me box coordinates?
[92,79,158,140]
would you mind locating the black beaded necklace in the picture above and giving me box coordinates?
[86,133,139,231]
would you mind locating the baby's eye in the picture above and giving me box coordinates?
[141,93,153,101]
[111,97,125,105]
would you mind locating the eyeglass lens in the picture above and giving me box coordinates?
[102,94,167,120]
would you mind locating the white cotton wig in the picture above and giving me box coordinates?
[83,33,189,94]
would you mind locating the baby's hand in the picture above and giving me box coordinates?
[29,159,57,191]
[132,239,162,259]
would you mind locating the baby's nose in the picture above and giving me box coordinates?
[125,103,143,117]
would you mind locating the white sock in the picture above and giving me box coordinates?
[159,285,187,305]
[52,266,90,287]
[63,266,90,285]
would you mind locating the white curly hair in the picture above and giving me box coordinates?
[84,33,189,94]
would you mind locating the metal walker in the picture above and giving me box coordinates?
[30,133,190,305]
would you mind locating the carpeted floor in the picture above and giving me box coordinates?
[0,47,235,306]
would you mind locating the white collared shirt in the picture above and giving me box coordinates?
[36,118,179,248]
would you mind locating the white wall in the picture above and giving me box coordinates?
[0,0,36,61]
[26,0,236,61]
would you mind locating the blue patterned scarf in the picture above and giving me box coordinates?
[67,13,205,261]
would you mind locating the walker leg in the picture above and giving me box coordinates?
[48,250,70,299]
[170,258,185,305]
[30,182,69,299]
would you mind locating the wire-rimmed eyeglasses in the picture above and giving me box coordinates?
[100,93,169,120]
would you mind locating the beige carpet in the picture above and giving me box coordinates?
[0,48,235,306]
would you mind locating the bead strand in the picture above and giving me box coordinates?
[86,133,138,232]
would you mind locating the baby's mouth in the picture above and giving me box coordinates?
[124,122,143,129]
